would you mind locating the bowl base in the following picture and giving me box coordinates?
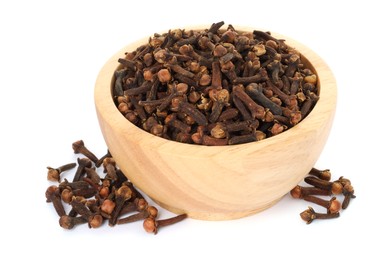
[151,197,283,221]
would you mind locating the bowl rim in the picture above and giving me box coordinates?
[94,25,337,157]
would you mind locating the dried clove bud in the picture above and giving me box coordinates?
[72,140,99,164]
[109,185,133,226]
[59,216,88,230]
[143,214,187,234]
[300,207,339,224]
[290,185,331,199]
[47,163,76,182]
[46,185,66,217]
[117,206,158,225]
[308,168,331,181]
[304,176,343,195]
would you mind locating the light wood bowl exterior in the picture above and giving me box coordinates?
[94,26,337,220]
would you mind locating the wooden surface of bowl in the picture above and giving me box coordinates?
[94,26,337,220]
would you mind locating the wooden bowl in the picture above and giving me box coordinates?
[94,26,337,220]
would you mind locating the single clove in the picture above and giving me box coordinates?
[232,85,266,120]
[117,206,158,225]
[59,215,88,230]
[342,184,356,209]
[70,197,104,228]
[72,140,99,164]
[300,207,340,224]
[304,176,343,195]
[47,163,76,182]
[302,196,341,214]
[109,185,133,226]
[308,168,331,181]
[245,83,282,115]
[45,185,66,217]
[103,157,118,181]
[72,158,92,182]
[143,214,187,234]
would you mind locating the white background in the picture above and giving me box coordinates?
[1,0,389,259]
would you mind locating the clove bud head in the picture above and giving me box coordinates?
[88,214,103,229]
[47,168,60,182]
[328,198,341,214]
[300,207,315,224]
[59,216,75,229]
[290,186,302,199]
[143,217,157,234]
[45,185,59,202]
[146,206,159,219]
[331,182,343,195]
[72,140,86,153]
[101,199,116,215]
[115,185,133,201]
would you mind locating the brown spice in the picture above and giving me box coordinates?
[300,207,339,224]
[114,22,319,145]
[47,140,189,233]
[143,214,187,234]
[291,168,356,224]
[47,163,76,182]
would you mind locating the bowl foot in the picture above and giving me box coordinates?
[151,197,283,221]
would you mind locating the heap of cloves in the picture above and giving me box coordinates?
[46,142,355,229]
[113,21,319,145]
[290,168,356,224]
[46,140,187,234]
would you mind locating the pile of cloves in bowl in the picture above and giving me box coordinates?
[113,21,319,145]
[290,168,356,224]
[46,140,187,234]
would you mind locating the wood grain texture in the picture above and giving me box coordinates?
[94,26,337,220]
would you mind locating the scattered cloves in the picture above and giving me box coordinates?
[290,185,332,199]
[292,167,356,223]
